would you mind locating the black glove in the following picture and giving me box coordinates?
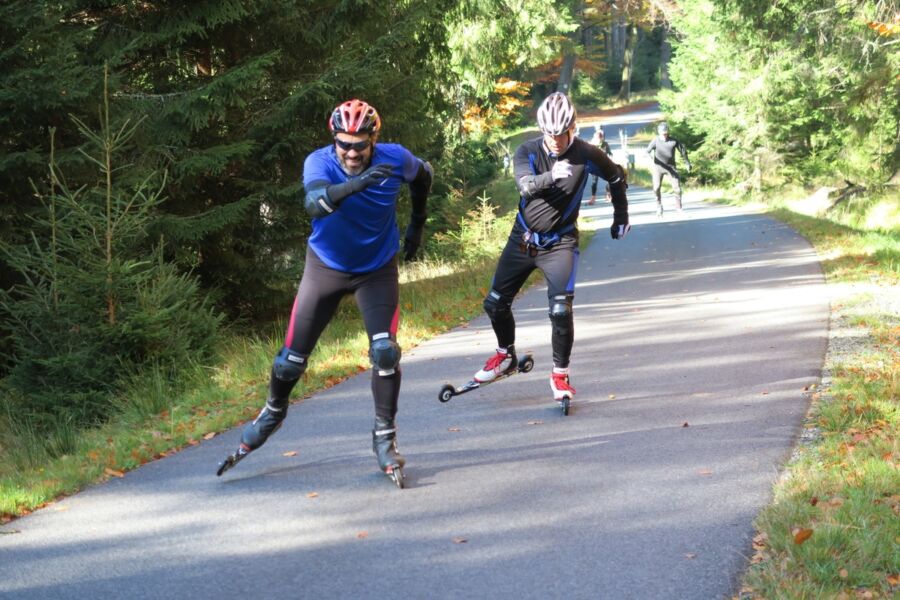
[403,222,424,261]
[349,163,394,194]
[610,222,631,240]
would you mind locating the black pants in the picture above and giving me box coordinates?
[270,246,401,419]
[652,163,682,208]
[485,228,579,368]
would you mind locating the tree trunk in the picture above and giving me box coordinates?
[614,15,627,64]
[617,24,638,100]
[659,27,672,89]
[557,53,577,94]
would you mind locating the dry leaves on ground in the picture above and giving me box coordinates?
[792,527,814,545]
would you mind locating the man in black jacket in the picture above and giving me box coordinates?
[472,92,630,407]
[646,121,691,217]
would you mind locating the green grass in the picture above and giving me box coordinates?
[686,182,900,599]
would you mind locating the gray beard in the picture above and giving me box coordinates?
[339,155,371,176]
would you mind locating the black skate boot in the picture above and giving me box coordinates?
[372,416,405,489]
[216,398,287,476]
[217,443,251,476]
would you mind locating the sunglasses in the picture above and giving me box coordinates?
[334,138,372,152]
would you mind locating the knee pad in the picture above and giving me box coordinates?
[549,295,573,332]
[241,398,288,450]
[370,333,401,376]
[273,347,307,382]
[483,290,512,321]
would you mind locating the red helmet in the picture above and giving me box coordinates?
[329,99,381,134]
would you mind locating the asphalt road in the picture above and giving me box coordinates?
[0,111,829,600]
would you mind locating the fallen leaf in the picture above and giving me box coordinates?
[452,537,468,544]
[810,496,819,506]
[447,427,460,432]
[357,531,369,539]
[187,439,199,446]
[793,528,813,545]
[203,432,216,440]
[698,468,713,476]
[104,468,124,478]
[839,568,848,579]
[306,492,318,499]
[761,391,769,395]
[283,451,298,457]
[887,574,899,585]
[684,553,697,559]
[527,420,543,426]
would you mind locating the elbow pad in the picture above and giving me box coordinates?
[304,185,339,218]
[410,161,433,202]
[518,171,554,201]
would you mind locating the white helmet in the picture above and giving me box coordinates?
[537,92,576,136]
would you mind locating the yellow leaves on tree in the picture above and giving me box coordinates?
[867,16,900,37]
[462,78,532,135]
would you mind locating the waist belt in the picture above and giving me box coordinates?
[517,212,575,252]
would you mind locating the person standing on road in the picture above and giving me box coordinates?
[587,128,613,205]
[217,99,433,488]
[472,92,630,408]
[646,121,691,218]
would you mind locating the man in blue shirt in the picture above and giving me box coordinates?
[217,99,432,488]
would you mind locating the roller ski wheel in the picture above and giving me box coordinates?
[550,370,575,416]
[439,384,455,403]
[438,354,534,402]
[216,444,250,476]
[383,464,405,489]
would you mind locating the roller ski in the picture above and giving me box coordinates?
[439,348,534,403]
[373,417,405,489]
[550,368,575,416]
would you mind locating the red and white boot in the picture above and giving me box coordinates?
[550,367,575,415]
[474,348,516,383]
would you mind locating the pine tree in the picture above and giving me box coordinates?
[0,67,222,429]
